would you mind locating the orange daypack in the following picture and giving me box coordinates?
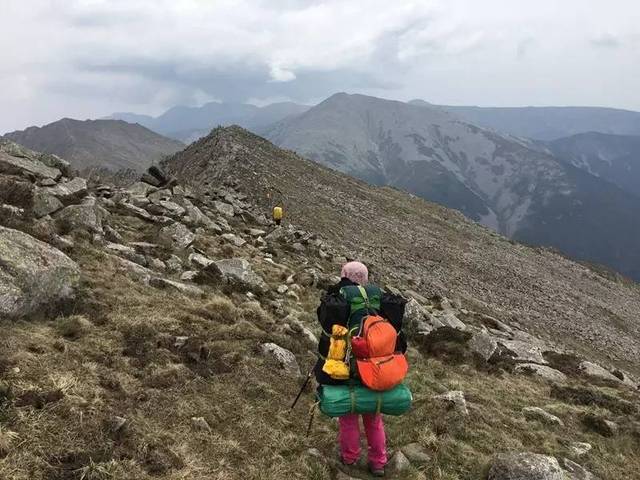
[351,314,408,391]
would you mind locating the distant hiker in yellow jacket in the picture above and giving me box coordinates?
[273,205,283,226]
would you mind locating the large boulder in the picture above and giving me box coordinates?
[404,299,434,337]
[0,226,80,318]
[468,331,498,361]
[183,202,217,230]
[197,258,266,293]
[158,223,195,250]
[496,339,547,364]
[434,390,469,416]
[126,182,157,197]
[37,153,71,177]
[430,311,467,331]
[259,343,301,378]
[111,255,153,285]
[32,190,64,218]
[522,407,564,426]
[488,453,564,480]
[43,177,88,203]
[56,202,109,235]
[578,361,622,384]
[514,363,568,383]
[221,233,247,247]
[0,149,61,180]
[214,201,235,217]
[400,443,431,465]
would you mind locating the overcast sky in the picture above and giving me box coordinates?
[1,0,639,133]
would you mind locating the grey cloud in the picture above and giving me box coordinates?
[69,11,141,27]
[1,0,640,133]
[516,37,536,59]
[591,33,621,48]
[76,56,395,105]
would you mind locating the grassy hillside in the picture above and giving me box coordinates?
[1,134,639,479]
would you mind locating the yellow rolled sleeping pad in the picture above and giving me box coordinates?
[322,325,350,380]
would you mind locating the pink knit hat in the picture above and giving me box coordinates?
[341,261,369,285]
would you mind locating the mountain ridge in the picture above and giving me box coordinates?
[263,93,640,280]
[166,125,640,373]
[3,118,183,173]
[547,131,640,198]
[108,101,310,142]
[411,101,640,140]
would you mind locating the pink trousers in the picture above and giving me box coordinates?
[338,413,387,469]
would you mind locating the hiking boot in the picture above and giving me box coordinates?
[369,463,385,477]
[340,456,358,466]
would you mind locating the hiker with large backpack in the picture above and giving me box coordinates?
[314,261,410,477]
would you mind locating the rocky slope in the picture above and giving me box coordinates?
[546,132,640,198]
[2,118,183,173]
[110,101,310,143]
[167,126,640,375]
[414,101,640,141]
[264,93,640,281]
[1,136,639,479]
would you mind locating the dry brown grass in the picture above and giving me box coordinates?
[1,238,639,480]
[57,315,93,340]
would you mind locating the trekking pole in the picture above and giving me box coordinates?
[291,368,314,410]
[306,402,318,437]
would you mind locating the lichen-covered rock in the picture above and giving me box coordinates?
[149,277,204,296]
[468,331,498,361]
[112,255,153,285]
[488,453,564,480]
[44,177,88,202]
[497,339,547,364]
[568,442,592,458]
[560,458,599,480]
[434,390,469,416]
[514,364,568,383]
[56,203,108,234]
[522,407,564,426]
[32,190,64,218]
[260,343,301,377]
[166,255,184,273]
[199,258,267,293]
[183,202,217,229]
[105,242,146,266]
[221,233,246,247]
[430,311,467,331]
[404,298,434,337]
[119,202,156,222]
[188,252,214,269]
[387,450,411,474]
[582,413,618,437]
[401,443,431,465]
[214,201,235,217]
[38,153,71,177]
[126,182,157,197]
[0,226,80,318]
[0,149,61,180]
[159,223,195,250]
[150,200,186,218]
[578,361,622,384]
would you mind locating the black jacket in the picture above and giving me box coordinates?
[314,278,408,386]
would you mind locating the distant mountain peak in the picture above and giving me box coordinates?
[2,118,183,173]
[107,100,311,143]
[263,92,640,281]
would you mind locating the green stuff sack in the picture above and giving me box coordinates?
[318,383,412,417]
